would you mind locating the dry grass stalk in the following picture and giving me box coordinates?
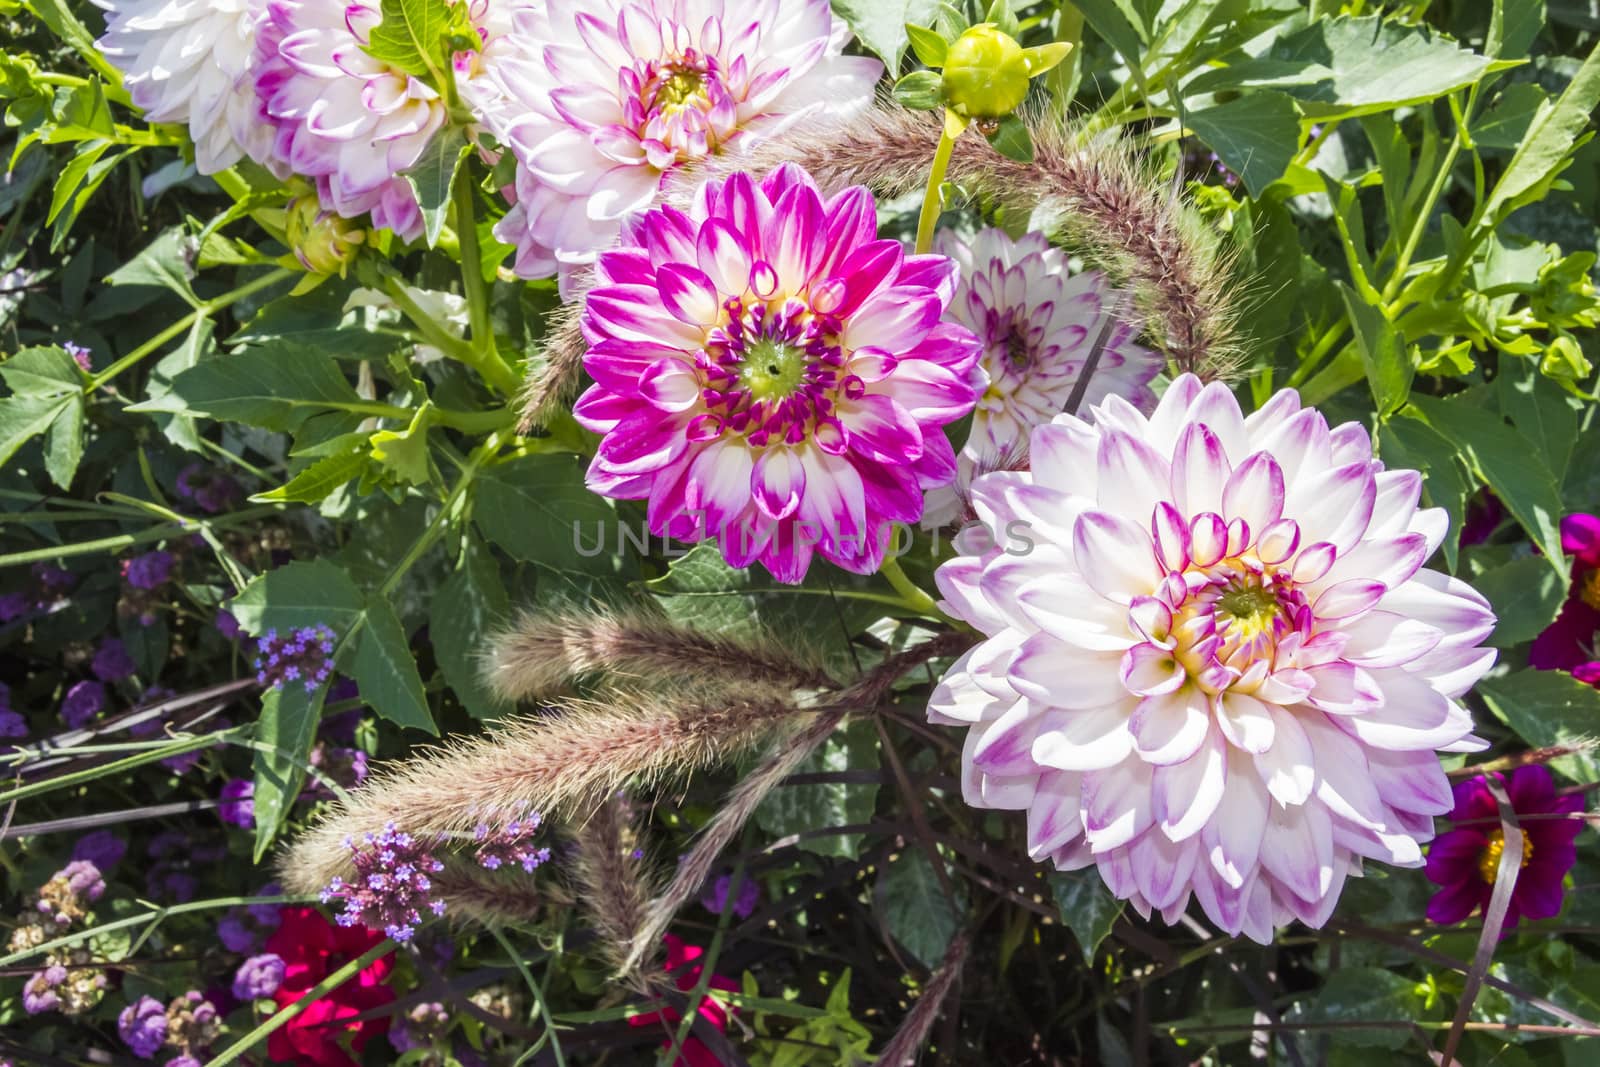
[569,793,661,985]
[875,930,972,1066]
[279,691,800,895]
[431,861,567,930]
[484,607,834,704]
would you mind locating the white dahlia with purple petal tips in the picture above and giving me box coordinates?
[928,375,1497,942]
[924,228,1163,527]
[255,0,522,241]
[93,0,280,175]
[574,164,982,582]
[458,0,882,287]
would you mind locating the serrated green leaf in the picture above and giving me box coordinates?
[1498,336,1581,482]
[431,534,509,720]
[252,450,370,505]
[0,392,73,468]
[43,391,83,490]
[1485,39,1600,217]
[1,344,81,395]
[129,340,365,432]
[1406,394,1567,581]
[403,126,467,248]
[755,718,879,859]
[351,594,436,733]
[1479,670,1600,783]
[1471,555,1566,648]
[1183,91,1299,197]
[879,848,964,968]
[905,22,947,67]
[227,559,366,636]
[474,453,620,575]
[369,404,434,487]
[106,226,199,305]
[1049,869,1123,964]
[251,682,327,862]
[364,0,451,80]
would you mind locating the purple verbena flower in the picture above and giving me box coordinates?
[232,953,286,1000]
[92,637,138,682]
[700,870,760,919]
[252,625,336,691]
[175,464,244,514]
[72,830,127,872]
[61,680,107,729]
[473,812,551,873]
[122,550,175,591]
[217,778,255,828]
[321,822,445,943]
[62,341,92,371]
[118,995,168,1058]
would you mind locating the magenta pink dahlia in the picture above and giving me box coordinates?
[458,0,882,287]
[255,0,523,240]
[573,164,982,582]
[927,374,1498,942]
[1425,764,1584,931]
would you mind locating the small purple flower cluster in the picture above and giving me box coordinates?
[473,812,552,874]
[217,883,284,952]
[231,952,285,1000]
[0,562,76,622]
[217,779,255,828]
[122,550,175,591]
[700,869,760,920]
[72,830,127,872]
[118,995,168,1058]
[322,822,446,942]
[36,860,106,927]
[145,831,224,903]
[176,463,243,514]
[253,624,336,691]
[92,637,137,681]
[0,681,25,740]
[61,680,108,729]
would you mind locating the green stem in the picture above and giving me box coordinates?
[878,550,942,619]
[87,269,292,390]
[490,928,568,1067]
[1381,131,1463,305]
[377,431,502,599]
[1286,319,1351,389]
[668,858,742,1062]
[451,168,521,397]
[0,505,281,570]
[0,727,248,806]
[207,940,396,1067]
[915,111,965,255]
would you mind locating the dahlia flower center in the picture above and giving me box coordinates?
[1478,828,1534,884]
[1162,548,1312,696]
[1003,323,1033,370]
[1580,567,1600,610]
[651,62,710,112]
[699,297,849,448]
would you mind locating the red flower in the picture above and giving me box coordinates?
[1529,514,1600,674]
[262,906,394,1067]
[1424,765,1584,932]
[627,934,739,1067]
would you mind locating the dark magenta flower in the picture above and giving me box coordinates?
[1425,764,1584,931]
[1530,513,1600,672]
[264,907,394,1067]
[573,163,981,581]
[626,934,739,1067]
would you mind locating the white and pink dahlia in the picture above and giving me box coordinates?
[94,0,280,175]
[574,164,982,582]
[925,228,1163,527]
[254,0,522,241]
[928,375,1497,941]
[460,0,882,286]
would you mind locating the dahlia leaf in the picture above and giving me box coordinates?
[1183,91,1300,198]
[251,681,327,862]
[1338,283,1414,418]
[1378,416,1471,572]
[227,560,366,637]
[1049,870,1123,965]
[905,23,948,68]
[403,126,468,249]
[0,392,73,469]
[1471,555,1567,647]
[474,453,621,576]
[1497,356,1582,480]
[129,341,367,433]
[0,344,82,396]
[351,594,436,735]
[985,114,1034,163]
[1482,39,1600,219]
[1289,967,1428,1050]
[754,718,879,859]
[365,0,453,83]
[834,0,941,69]
[106,226,200,306]
[42,390,83,490]
[431,534,509,720]
[1479,670,1600,783]
[879,848,965,968]
[892,70,944,111]
[251,449,370,506]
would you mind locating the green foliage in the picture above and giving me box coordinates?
[1049,869,1124,965]
[878,847,965,969]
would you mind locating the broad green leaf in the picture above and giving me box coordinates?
[1483,39,1600,218]
[905,23,947,67]
[251,682,327,862]
[1188,15,1494,120]
[878,848,964,968]
[1338,283,1413,418]
[891,70,943,111]
[146,317,214,452]
[1073,0,1148,64]
[252,450,369,505]
[129,341,365,432]
[1183,91,1299,198]
[403,126,468,248]
[227,559,366,636]
[1479,670,1600,783]
[368,404,434,487]
[431,534,510,719]
[1473,82,1547,151]
[106,226,199,305]
[1379,416,1471,572]
[1497,358,1580,480]
[985,114,1034,162]
[1406,394,1567,580]
[364,0,451,80]
[43,392,83,490]
[351,594,436,733]
[0,393,73,468]
[1288,968,1425,1050]
[831,0,940,70]
[755,718,879,860]
[0,345,81,395]
[1049,869,1124,964]
[1488,0,1546,60]
[474,453,620,574]
[1471,555,1566,648]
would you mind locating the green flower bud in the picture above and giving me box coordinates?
[1540,334,1593,381]
[941,25,1030,118]
[286,195,365,276]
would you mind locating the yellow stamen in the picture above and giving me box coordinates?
[1477,828,1533,884]
[1580,567,1600,611]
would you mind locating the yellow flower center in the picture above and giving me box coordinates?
[1580,567,1600,611]
[1477,828,1534,884]
[738,338,806,401]
[654,66,707,112]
